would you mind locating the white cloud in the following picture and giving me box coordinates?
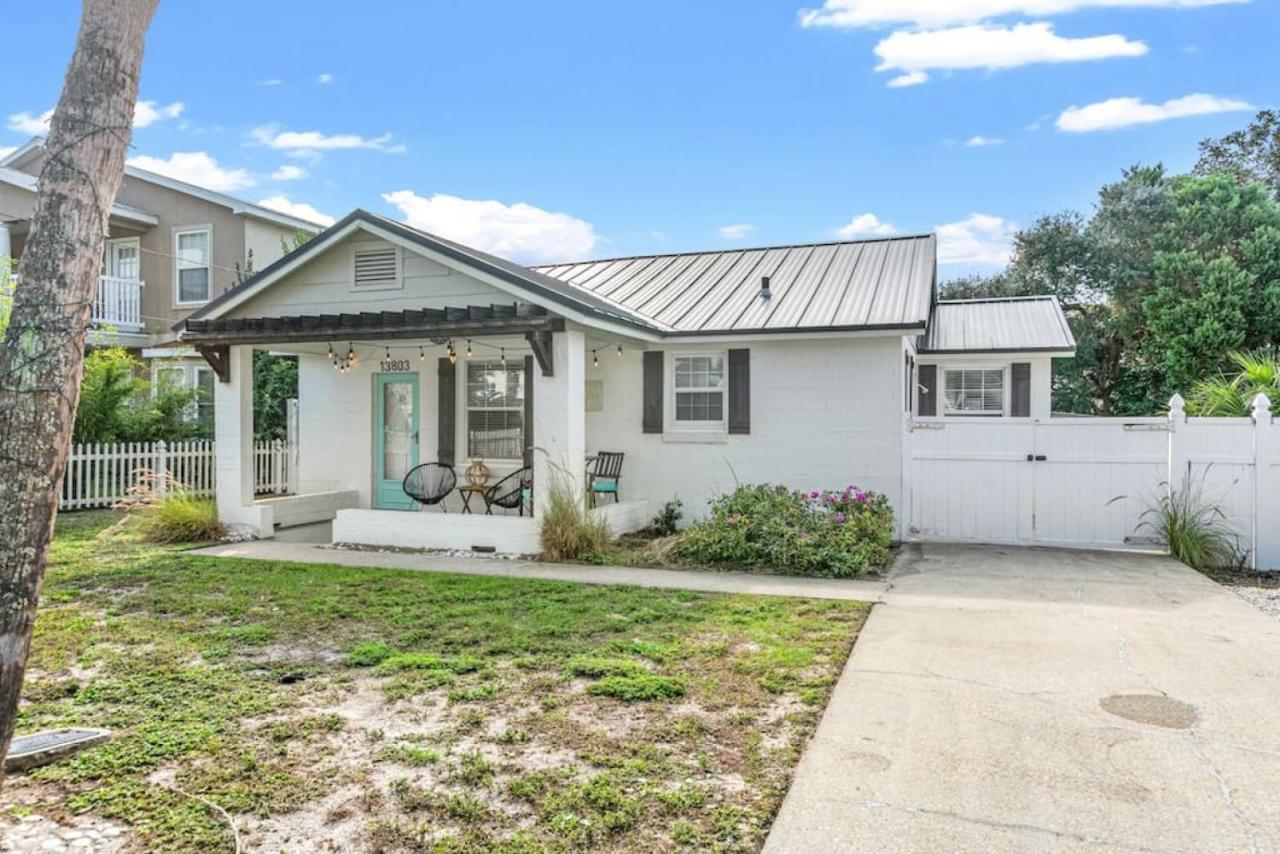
[1056,92,1253,132]
[718,223,755,240]
[316,73,334,85]
[964,134,1005,146]
[7,109,52,135]
[936,213,1017,267]
[874,22,1146,82]
[887,71,929,87]
[799,0,1243,29]
[271,164,307,181]
[251,125,401,157]
[132,100,184,128]
[258,194,335,226]
[0,146,15,159]
[837,213,897,237]
[9,99,185,134]
[382,190,599,264]
[126,151,255,192]
[257,78,284,86]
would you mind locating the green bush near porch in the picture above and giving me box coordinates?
[676,484,894,578]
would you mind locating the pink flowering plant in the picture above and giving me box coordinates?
[675,483,893,577]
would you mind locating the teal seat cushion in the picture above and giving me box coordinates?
[592,480,618,493]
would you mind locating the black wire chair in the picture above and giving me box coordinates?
[483,466,532,516]
[402,463,457,512]
[587,451,624,507]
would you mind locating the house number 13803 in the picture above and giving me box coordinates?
[380,359,412,372]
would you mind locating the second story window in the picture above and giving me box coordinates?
[175,226,212,305]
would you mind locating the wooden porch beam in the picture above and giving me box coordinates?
[525,330,554,377]
[180,315,565,348]
[195,344,230,383]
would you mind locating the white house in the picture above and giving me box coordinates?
[176,209,1074,553]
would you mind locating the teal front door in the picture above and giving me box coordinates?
[374,373,420,510]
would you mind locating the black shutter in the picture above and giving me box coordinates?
[438,357,456,464]
[1011,362,1031,418]
[917,364,937,417]
[523,355,535,467]
[642,351,664,433]
[728,349,750,434]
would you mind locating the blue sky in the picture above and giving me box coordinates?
[4,1,1274,277]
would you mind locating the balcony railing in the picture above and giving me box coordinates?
[93,275,143,331]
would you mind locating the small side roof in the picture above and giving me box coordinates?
[0,165,158,226]
[0,137,324,233]
[919,296,1075,354]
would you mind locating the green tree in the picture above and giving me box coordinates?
[253,351,297,440]
[72,348,206,443]
[1138,174,1280,400]
[1194,109,1280,199]
[1188,349,1279,416]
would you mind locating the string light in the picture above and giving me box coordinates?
[617,344,623,357]
[500,347,507,367]
[418,345,425,362]
[592,348,600,368]
[466,339,473,357]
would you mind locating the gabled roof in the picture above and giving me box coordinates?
[179,209,667,335]
[533,234,936,334]
[0,137,324,233]
[920,296,1075,354]
[179,209,943,341]
[0,165,159,226]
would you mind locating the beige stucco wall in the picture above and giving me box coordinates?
[5,149,309,343]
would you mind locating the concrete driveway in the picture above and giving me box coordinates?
[766,544,1280,853]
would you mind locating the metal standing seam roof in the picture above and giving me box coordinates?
[919,297,1076,353]
[532,233,937,334]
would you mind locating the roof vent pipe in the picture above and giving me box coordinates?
[759,275,772,300]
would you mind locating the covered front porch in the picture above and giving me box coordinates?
[194,308,650,553]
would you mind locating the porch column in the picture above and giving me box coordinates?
[0,223,11,263]
[214,345,274,537]
[532,329,586,517]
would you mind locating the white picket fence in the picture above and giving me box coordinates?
[907,394,1280,570]
[60,439,297,510]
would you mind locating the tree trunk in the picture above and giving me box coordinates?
[0,0,158,785]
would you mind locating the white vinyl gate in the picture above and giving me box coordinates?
[906,395,1280,570]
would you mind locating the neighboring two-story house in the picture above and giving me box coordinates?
[0,137,323,402]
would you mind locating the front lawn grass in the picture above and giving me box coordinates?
[4,511,868,852]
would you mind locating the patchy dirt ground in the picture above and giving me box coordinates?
[3,512,869,852]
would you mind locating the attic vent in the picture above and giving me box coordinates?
[759,275,772,299]
[353,246,399,288]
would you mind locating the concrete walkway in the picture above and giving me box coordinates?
[766,543,1280,853]
[191,536,887,602]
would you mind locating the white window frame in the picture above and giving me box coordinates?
[104,236,141,280]
[463,357,526,462]
[941,365,1008,417]
[669,352,728,434]
[192,365,216,425]
[350,240,403,292]
[173,225,213,306]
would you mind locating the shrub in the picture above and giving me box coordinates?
[539,475,611,561]
[136,494,225,544]
[675,483,893,577]
[1139,476,1242,570]
[587,674,686,702]
[649,499,683,536]
[346,641,394,666]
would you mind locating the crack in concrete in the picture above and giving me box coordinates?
[851,797,1176,853]
[1188,728,1262,854]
